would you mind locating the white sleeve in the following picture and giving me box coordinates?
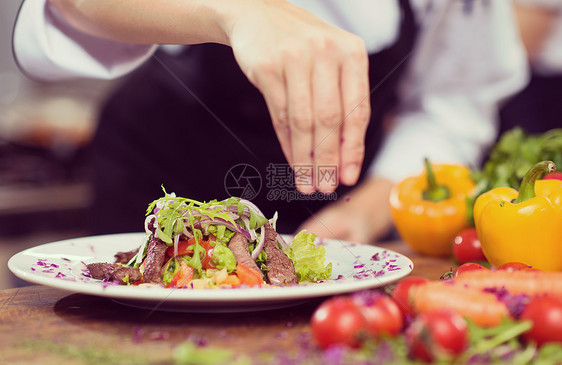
[13,0,157,81]
[370,0,529,182]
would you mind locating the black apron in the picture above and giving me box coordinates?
[89,0,418,235]
[499,72,562,136]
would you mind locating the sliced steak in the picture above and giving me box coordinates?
[263,224,298,285]
[228,232,263,278]
[86,262,141,284]
[114,249,138,264]
[87,262,116,280]
[111,266,142,283]
[142,236,168,284]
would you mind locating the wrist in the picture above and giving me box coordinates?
[216,0,290,46]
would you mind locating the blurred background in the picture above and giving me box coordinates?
[1,1,561,290]
[0,1,117,289]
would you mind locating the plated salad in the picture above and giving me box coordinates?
[87,190,332,288]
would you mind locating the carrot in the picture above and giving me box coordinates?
[455,270,562,298]
[411,281,510,327]
[236,263,263,287]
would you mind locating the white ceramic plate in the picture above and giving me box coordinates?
[8,233,413,312]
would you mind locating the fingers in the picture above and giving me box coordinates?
[258,70,293,166]
[339,42,371,186]
[259,41,369,194]
[286,56,315,194]
[311,45,342,193]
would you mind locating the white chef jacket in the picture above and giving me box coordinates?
[12,0,528,182]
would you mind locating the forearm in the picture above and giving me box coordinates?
[48,0,235,45]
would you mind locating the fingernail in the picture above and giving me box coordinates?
[343,164,359,185]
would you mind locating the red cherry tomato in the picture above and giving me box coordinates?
[391,276,429,321]
[452,228,486,264]
[406,310,468,362]
[354,293,403,337]
[497,262,535,271]
[454,262,487,278]
[310,296,368,349]
[311,292,403,349]
[521,297,562,347]
[543,172,562,181]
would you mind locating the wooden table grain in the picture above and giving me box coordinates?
[0,241,453,365]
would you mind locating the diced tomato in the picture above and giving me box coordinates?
[166,239,194,257]
[200,241,216,270]
[167,237,216,269]
[236,263,263,287]
[167,261,194,288]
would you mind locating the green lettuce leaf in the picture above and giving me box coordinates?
[206,225,235,245]
[284,230,332,282]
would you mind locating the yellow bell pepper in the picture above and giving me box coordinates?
[390,158,475,256]
[474,161,562,271]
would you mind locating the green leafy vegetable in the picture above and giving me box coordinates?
[146,186,240,245]
[249,210,268,230]
[186,241,204,273]
[468,127,562,224]
[206,225,235,245]
[284,230,332,282]
[472,127,562,196]
[162,257,180,286]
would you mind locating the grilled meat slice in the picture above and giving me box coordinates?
[263,224,298,285]
[114,249,139,264]
[86,262,141,284]
[142,236,168,284]
[87,262,116,280]
[228,232,264,279]
[110,266,142,283]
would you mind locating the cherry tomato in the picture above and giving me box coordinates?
[543,172,562,181]
[354,293,403,337]
[521,297,562,347]
[406,310,468,362]
[454,262,487,278]
[311,296,367,349]
[311,292,403,349]
[497,262,535,271]
[391,276,429,321]
[452,228,486,264]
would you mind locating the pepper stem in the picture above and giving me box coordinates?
[422,157,450,202]
[513,161,556,204]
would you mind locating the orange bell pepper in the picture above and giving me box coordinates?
[390,158,475,256]
[474,161,562,271]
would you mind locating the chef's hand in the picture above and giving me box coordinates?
[226,0,371,194]
[297,177,394,244]
[48,0,370,195]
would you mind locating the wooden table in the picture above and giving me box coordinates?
[0,241,452,365]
